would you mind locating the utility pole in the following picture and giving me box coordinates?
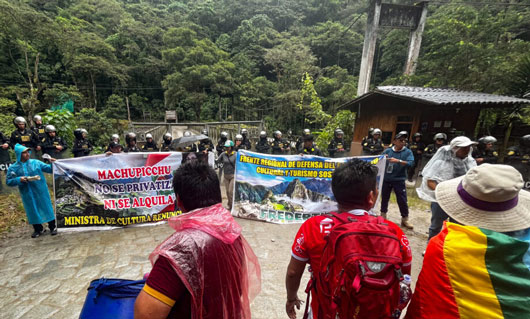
[357,0,382,97]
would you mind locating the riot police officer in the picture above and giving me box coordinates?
[255,131,270,154]
[473,136,498,165]
[181,131,197,152]
[31,115,46,142]
[41,125,68,159]
[72,128,93,157]
[0,131,11,190]
[216,131,229,155]
[160,133,172,152]
[240,128,252,150]
[328,128,349,158]
[124,132,140,153]
[505,135,530,189]
[234,134,245,151]
[10,117,40,157]
[198,129,214,154]
[142,133,158,152]
[271,131,290,155]
[300,134,322,156]
[295,129,311,153]
[105,134,120,152]
[408,132,425,181]
[423,133,447,160]
[362,128,384,155]
[361,127,374,147]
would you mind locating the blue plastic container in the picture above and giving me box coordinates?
[79,278,145,319]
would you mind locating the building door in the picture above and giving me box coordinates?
[395,115,414,140]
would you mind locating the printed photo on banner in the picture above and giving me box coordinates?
[233,150,386,224]
[53,152,214,229]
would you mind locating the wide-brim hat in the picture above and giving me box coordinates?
[436,164,530,232]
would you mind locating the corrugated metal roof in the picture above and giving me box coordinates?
[374,86,530,105]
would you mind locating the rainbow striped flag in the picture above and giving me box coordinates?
[406,223,530,319]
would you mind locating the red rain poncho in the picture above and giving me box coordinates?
[149,203,261,319]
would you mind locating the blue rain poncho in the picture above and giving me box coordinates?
[6,144,55,224]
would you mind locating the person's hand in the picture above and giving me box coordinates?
[50,158,57,162]
[286,297,303,319]
[36,146,41,151]
[2,143,8,149]
[20,176,28,183]
[56,145,63,151]
[476,158,484,164]
[388,157,400,163]
[106,152,113,156]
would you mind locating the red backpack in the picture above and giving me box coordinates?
[310,212,404,319]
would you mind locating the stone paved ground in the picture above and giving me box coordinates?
[0,200,429,319]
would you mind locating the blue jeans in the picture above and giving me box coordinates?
[380,180,409,217]
[428,202,454,241]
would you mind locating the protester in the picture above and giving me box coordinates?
[216,140,237,210]
[160,133,172,152]
[255,131,270,154]
[72,128,92,157]
[380,131,415,229]
[271,131,290,155]
[406,164,530,319]
[240,128,252,150]
[41,125,68,159]
[198,129,214,154]
[417,136,477,243]
[472,136,498,164]
[327,128,349,158]
[10,117,40,158]
[142,133,158,152]
[106,141,123,154]
[216,131,228,155]
[408,132,425,182]
[7,144,57,238]
[134,161,261,319]
[124,132,140,153]
[299,134,322,156]
[362,128,384,155]
[286,159,412,319]
[295,129,311,153]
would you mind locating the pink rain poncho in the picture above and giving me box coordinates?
[149,203,261,319]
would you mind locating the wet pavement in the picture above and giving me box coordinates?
[0,200,429,319]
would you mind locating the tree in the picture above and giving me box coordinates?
[297,72,330,126]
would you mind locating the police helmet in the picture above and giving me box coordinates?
[434,133,447,141]
[163,133,172,141]
[80,129,88,135]
[368,127,374,136]
[520,134,530,147]
[224,140,235,148]
[478,136,497,145]
[413,132,422,138]
[74,129,83,139]
[201,129,208,136]
[33,115,42,123]
[303,134,315,142]
[183,131,192,137]
[395,131,408,140]
[303,129,310,136]
[220,131,228,139]
[111,134,120,142]
[241,128,248,136]
[13,116,27,127]
[125,132,137,144]
[260,131,267,138]
[145,133,153,140]
[274,130,282,138]
[45,125,56,133]
[334,128,344,138]
[372,128,382,136]
[235,134,243,141]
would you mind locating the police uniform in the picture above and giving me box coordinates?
[124,145,141,153]
[255,138,270,154]
[271,138,289,155]
[327,138,349,158]
[241,138,252,151]
[407,139,425,180]
[182,144,197,153]
[362,138,385,155]
[32,124,46,142]
[142,141,158,152]
[72,138,93,157]
[42,135,68,159]
[472,148,498,165]
[0,132,11,190]
[198,139,214,153]
[160,141,172,152]
[423,143,443,160]
[301,145,322,156]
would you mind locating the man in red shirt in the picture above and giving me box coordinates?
[134,161,261,319]
[285,159,412,319]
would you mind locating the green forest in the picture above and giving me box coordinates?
[0,0,529,137]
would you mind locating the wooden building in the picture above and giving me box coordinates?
[342,86,530,155]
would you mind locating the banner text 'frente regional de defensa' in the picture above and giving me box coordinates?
[53,152,214,229]
[232,150,386,224]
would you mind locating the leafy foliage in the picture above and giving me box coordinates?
[40,109,75,146]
